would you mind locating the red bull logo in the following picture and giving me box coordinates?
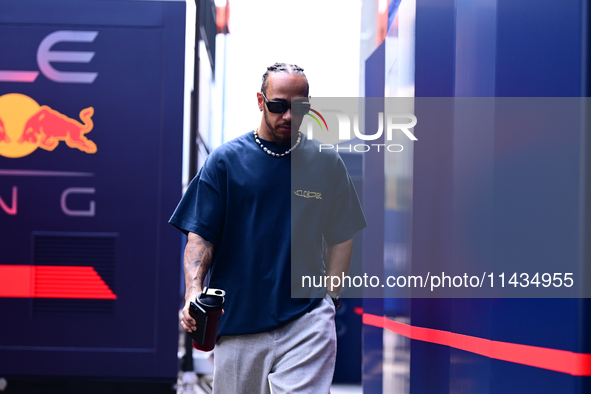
[0,93,96,158]
[0,116,9,144]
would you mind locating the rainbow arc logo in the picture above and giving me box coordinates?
[306,109,328,131]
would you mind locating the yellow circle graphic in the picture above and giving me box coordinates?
[0,93,42,158]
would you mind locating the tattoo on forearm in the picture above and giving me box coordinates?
[184,234,214,299]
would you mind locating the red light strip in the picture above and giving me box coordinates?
[0,265,116,299]
[363,313,591,376]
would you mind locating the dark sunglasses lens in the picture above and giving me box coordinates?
[266,101,287,114]
[292,102,311,115]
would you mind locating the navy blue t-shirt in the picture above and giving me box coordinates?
[169,131,366,336]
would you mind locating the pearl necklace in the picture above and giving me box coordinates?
[253,128,301,157]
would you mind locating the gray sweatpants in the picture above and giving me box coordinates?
[212,295,337,394]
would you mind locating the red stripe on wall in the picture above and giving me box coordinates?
[363,313,591,376]
[0,265,116,299]
[0,265,33,297]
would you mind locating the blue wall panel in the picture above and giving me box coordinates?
[409,0,589,393]
[0,0,185,379]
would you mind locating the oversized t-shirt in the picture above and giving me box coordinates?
[169,131,366,336]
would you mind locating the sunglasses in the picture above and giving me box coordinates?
[261,92,311,115]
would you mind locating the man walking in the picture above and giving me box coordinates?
[170,63,366,393]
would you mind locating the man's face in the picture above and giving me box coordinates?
[258,73,309,144]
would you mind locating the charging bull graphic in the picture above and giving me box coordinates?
[0,117,9,144]
[0,93,96,158]
[18,106,96,153]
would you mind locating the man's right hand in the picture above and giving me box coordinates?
[181,293,199,333]
[182,232,215,333]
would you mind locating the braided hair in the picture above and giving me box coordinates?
[261,62,309,96]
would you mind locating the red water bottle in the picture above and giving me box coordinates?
[188,287,225,352]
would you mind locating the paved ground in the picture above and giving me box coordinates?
[331,384,363,393]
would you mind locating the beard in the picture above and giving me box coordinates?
[263,109,296,146]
